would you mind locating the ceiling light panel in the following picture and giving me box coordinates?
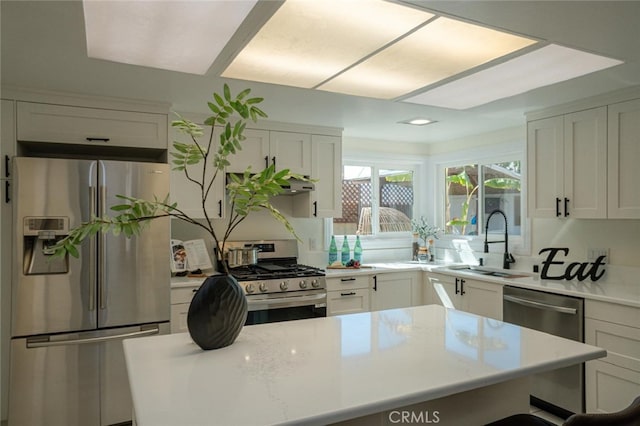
[221,0,434,87]
[404,44,624,109]
[318,17,536,99]
[83,0,256,75]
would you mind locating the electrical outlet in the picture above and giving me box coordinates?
[309,237,317,251]
[587,248,609,263]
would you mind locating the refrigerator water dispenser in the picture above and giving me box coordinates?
[23,216,69,275]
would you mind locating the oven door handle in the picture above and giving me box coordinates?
[247,293,326,310]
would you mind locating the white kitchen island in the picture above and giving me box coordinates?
[123,305,605,426]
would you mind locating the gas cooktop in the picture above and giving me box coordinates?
[229,263,325,281]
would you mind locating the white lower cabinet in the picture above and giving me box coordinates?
[371,272,422,312]
[326,275,371,316]
[426,272,503,320]
[170,286,200,333]
[585,300,640,413]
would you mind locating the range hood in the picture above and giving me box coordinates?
[226,174,314,195]
[280,177,315,194]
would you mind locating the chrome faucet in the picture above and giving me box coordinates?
[483,209,516,269]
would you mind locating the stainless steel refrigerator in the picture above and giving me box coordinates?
[9,157,170,426]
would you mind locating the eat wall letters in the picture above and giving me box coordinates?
[539,247,606,281]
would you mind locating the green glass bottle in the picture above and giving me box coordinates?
[341,236,350,265]
[353,235,363,263]
[328,236,338,265]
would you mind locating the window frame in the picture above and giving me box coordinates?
[325,157,422,249]
[434,148,530,256]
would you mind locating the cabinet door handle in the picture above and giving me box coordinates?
[373,275,377,291]
[4,180,10,203]
[340,277,356,282]
[85,137,110,142]
[556,198,562,217]
[455,278,459,295]
[4,155,9,178]
[264,156,269,168]
[340,292,356,297]
[218,200,222,218]
[460,278,466,296]
[313,201,317,217]
[564,198,570,217]
[272,156,276,168]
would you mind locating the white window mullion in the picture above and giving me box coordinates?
[371,165,380,236]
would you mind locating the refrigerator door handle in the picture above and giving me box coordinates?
[89,183,97,312]
[99,177,107,310]
[26,325,160,348]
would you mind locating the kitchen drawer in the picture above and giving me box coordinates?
[585,317,640,372]
[17,101,168,149]
[326,275,370,292]
[171,286,199,305]
[327,289,370,316]
[585,299,640,327]
[586,359,640,413]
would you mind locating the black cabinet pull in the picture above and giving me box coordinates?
[564,198,570,217]
[4,155,9,178]
[4,180,10,203]
[340,292,356,297]
[460,278,466,295]
[556,198,561,217]
[340,277,356,282]
[373,275,377,291]
[313,201,317,217]
[455,278,459,295]
[85,137,110,142]
[272,156,276,168]
[264,156,269,168]
[218,200,222,217]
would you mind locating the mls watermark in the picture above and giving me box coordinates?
[388,410,440,424]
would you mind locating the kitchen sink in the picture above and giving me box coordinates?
[442,265,530,279]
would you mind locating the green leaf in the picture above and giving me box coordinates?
[223,83,231,101]
[237,88,251,100]
[246,97,263,105]
[110,204,132,212]
[214,92,225,107]
[207,102,220,114]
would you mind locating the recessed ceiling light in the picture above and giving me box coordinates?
[403,44,624,109]
[83,0,257,75]
[399,118,437,126]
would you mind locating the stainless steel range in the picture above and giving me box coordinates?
[224,240,326,325]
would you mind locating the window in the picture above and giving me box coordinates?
[333,164,415,236]
[445,160,521,236]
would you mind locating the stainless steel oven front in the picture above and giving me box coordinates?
[244,283,327,325]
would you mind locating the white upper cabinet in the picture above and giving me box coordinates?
[224,128,270,174]
[16,101,168,150]
[170,126,225,219]
[292,134,342,218]
[225,129,311,176]
[268,131,312,176]
[527,107,607,219]
[608,98,640,218]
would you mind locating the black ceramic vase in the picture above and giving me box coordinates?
[187,274,248,350]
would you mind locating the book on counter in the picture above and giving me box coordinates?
[170,238,213,273]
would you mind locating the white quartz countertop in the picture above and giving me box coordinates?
[124,305,605,426]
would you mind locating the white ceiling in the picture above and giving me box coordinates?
[2,1,640,144]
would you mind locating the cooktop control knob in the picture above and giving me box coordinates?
[279,281,288,291]
[259,282,268,292]
[299,280,307,289]
[245,283,255,294]
[311,279,319,288]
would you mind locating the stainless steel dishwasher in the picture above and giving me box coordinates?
[503,285,584,417]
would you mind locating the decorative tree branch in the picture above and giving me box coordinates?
[50,84,309,275]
